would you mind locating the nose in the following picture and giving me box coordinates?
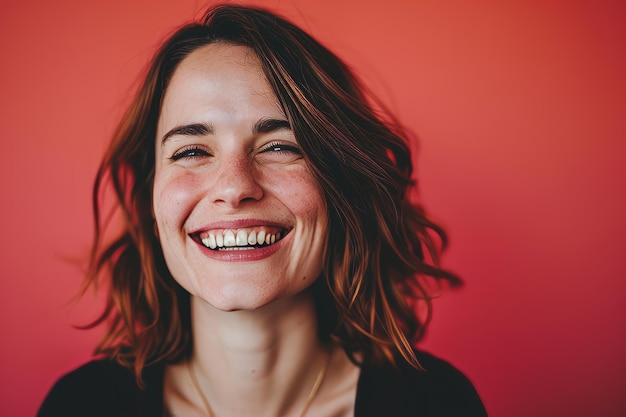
[210,152,263,207]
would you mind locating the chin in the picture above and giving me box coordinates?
[197,285,314,314]
[208,299,272,313]
[199,290,281,313]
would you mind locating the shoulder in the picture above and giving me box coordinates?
[356,350,487,417]
[37,359,162,417]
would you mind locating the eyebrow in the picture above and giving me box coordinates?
[254,118,291,134]
[160,118,291,146]
[161,123,213,145]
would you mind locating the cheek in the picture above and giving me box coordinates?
[294,172,326,216]
[263,167,325,218]
[286,178,327,225]
[153,170,204,230]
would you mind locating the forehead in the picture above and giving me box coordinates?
[173,42,262,79]
[164,42,270,99]
[158,43,282,133]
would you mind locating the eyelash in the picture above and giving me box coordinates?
[170,146,210,161]
[169,142,301,161]
[260,141,301,155]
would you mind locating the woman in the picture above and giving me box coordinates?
[38,4,486,417]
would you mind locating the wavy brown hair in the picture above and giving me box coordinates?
[84,4,462,380]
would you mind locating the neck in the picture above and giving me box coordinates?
[189,290,328,416]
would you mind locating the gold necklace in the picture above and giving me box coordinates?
[186,350,332,417]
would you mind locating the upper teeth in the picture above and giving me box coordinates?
[200,229,282,250]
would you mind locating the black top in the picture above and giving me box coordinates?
[37,351,487,416]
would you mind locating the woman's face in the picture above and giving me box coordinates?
[153,43,327,311]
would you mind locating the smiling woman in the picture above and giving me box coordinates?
[154,43,327,311]
[37,4,486,417]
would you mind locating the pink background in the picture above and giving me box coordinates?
[1,0,625,416]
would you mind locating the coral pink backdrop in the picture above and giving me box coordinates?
[1,0,624,416]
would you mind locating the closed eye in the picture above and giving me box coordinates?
[260,142,301,156]
[170,146,211,161]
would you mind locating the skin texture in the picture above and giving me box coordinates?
[153,43,328,312]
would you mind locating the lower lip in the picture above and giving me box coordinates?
[193,234,287,262]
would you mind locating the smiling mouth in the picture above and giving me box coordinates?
[194,227,290,251]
